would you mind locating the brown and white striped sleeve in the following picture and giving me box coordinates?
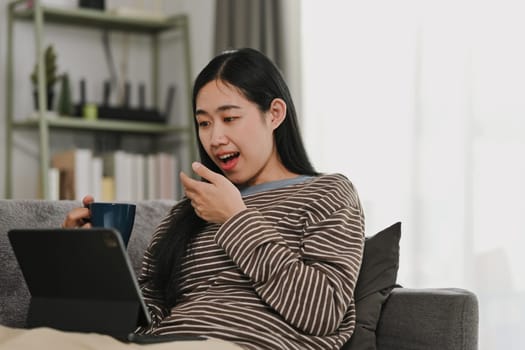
[214,175,365,336]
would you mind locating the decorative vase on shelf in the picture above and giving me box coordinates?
[57,73,73,116]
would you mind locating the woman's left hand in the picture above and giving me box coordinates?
[180,162,247,224]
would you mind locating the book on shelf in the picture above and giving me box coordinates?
[146,154,158,200]
[157,152,179,200]
[47,168,60,201]
[91,156,103,201]
[51,149,179,201]
[101,176,115,202]
[132,153,146,201]
[103,151,133,201]
[51,148,93,201]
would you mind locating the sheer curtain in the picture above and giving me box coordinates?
[301,1,525,349]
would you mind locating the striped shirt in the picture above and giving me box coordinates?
[138,173,365,350]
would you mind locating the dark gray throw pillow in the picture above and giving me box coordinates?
[341,222,401,350]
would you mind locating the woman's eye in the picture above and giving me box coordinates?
[224,116,237,122]
[198,121,210,128]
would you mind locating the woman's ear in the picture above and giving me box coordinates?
[268,98,287,130]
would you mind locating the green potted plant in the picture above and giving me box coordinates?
[30,44,58,110]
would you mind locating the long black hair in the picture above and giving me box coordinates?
[151,48,318,307]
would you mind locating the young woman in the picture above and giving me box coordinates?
[64,48,365,350]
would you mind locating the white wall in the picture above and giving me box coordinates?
[0,0,215,199]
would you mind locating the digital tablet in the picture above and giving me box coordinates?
[8,228,151,340]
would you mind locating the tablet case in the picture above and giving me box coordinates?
[8,228,151,339]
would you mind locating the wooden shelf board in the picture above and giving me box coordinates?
[12,5,185,33]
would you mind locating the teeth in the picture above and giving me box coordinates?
[218,152,240,163]
[219,153,237,160]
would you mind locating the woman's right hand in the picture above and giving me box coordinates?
[62,195,95,228]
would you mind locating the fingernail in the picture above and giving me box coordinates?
[192,161,201,170]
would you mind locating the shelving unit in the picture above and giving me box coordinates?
[5,0,196,199]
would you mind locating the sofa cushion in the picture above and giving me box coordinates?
[342,222,401,350]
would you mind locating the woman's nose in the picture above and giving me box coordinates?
[210,126,228,146]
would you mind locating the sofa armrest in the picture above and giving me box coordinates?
[376,288,478,350]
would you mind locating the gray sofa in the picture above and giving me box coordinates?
[0,200,479,349]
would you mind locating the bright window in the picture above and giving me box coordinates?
[301,1,525,349]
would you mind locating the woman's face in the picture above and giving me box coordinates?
[195,80,292,187]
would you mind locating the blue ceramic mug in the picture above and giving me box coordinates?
[88,202,136,247]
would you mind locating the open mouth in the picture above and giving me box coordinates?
[218,152,240,163]
[217,152,240,171]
